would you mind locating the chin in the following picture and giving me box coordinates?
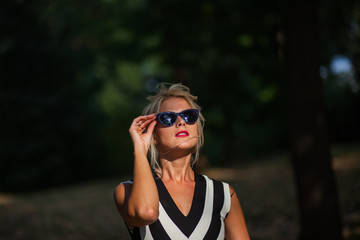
[159,138,197,153]
[177,142,193,149]
[177,141,196,152]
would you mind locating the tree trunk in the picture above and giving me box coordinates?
[280,1,343,239]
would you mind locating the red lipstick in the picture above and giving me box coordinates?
[176,130,189,137]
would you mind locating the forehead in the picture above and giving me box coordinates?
[159,97,191,112]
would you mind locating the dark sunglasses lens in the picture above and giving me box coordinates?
[158,112,177,126]
[181,110,198,124]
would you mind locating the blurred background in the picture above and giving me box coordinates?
[0,0,359,239]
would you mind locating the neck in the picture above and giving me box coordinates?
[158,154,194,183]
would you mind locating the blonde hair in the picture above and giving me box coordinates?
[142,83,205,171]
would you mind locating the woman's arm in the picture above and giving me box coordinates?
[224,186,250,240]
[114,114,159,229]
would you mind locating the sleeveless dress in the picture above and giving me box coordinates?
[123,172,231,240]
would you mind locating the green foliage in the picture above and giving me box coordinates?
[0,0,108,191]
[1,0,359,191]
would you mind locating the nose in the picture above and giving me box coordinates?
[176,115,185,126]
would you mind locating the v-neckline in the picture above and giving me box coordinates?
[154,172,206,237]
[162,173,197,217]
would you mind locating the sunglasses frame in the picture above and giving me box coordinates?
[156,109,199,127]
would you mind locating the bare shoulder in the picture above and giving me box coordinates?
[224,184,250,240]
[227,184,241,212]
[114,181,133,214]
[229,184,235,196]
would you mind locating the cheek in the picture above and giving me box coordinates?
[154,127,170,144]
[153,134,158,145]
[153,130,160,145]
[191,124,199,136]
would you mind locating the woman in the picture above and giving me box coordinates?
[114,83,250,240]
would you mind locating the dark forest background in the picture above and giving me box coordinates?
[1,0,359,239]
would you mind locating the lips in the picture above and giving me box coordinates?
[176,130,189,137]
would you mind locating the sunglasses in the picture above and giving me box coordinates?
[156,109,199,127]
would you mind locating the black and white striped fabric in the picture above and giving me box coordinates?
[123,172,231,240]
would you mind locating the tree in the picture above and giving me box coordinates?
[0,0,106,191]
[280,1,343,239]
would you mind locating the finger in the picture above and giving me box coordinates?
[132,114,156,127]
[139,117,157,129]
[146,120,157,134]
[134,113,156,122]
[133,115,156,130]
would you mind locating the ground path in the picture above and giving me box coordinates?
[0,148,359,240]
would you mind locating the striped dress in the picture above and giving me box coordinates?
[124,172,231,240]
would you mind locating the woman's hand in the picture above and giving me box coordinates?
[129,114,157,155]
[115,113,159,228]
